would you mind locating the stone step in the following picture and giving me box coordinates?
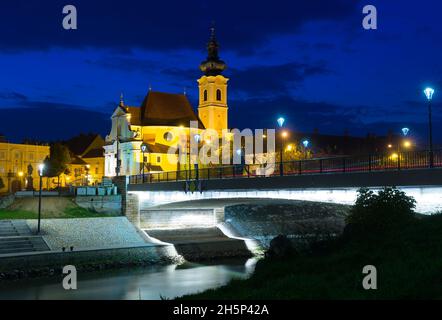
[0,236,49,255]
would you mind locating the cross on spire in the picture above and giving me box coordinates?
[119,92,124,107]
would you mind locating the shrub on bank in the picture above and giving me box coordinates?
[344,187,416,238]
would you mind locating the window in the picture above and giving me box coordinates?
[216,89,222,101]
[157,156,161,163]
[163,131,173,142]
[0,151,5,160]
[28,153,34,161]
[203,90,208,101]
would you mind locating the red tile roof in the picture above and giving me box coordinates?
[128,91,205,129]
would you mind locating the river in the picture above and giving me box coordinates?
[0,258,257,300]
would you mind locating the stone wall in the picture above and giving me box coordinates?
[125,193,140,227]
[0,194,14,209]
[112,176,128,215]
[0,244,180,276]
[74,195,122,215]
[224,200,350,248]
[139,208,216,229]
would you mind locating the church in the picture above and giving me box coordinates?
[104,28,229,177]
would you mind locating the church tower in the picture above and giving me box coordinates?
[198,27,229,135]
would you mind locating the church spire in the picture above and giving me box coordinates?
[199,24,226,76]
[119,92,124,107]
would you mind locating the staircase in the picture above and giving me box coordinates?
[0,220,49,255]
[0,237,49,255]
[0,220,31,237]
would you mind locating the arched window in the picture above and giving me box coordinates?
[216,89,222,101]
[203,90,208,101]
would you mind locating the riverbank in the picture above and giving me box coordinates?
[0,217,182,280]
[0,217,252,281]
[182,213,442,299]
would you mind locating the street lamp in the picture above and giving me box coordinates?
[402,127,410,137]
[277,117,286,176]
[397,128,410,156]
[37,164,44,234]
[194,134,201,180]
[302,140,310,159]
[141,143,148,183]
[424,87,435,167]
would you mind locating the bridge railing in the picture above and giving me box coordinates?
[129,149,442,184]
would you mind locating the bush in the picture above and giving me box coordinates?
[344,187,416,237]
[265,235,298,259]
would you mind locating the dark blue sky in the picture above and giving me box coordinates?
[1,0,441,147]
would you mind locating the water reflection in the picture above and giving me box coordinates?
[0,258,257,300]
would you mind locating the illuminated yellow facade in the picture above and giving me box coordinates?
[0,141,50,193]
[198,26,229,135]
[198,75,229,135]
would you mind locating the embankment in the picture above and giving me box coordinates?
[221,200,350,248]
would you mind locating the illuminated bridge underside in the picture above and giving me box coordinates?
[129,168,442,214]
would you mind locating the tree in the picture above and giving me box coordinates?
[43,143,71,188]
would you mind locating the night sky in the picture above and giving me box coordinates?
[1,0,441,147]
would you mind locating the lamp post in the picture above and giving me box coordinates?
[277,117,285,176]
[397,127,410,162]
[424,87,435,167]
[302,140,310,159]
[37,164,44,234]
[140,143,147,182]
[194,134,201,180]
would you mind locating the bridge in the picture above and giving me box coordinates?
[125,150,442,223]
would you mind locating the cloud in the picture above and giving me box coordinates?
[228,96,442,141]
[0,0,361,53]
[230,62,331,97]
[85,57,157,73]
[0,104,110,142]
[0,91,28,101]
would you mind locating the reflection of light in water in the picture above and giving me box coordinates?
[0,260,253,300]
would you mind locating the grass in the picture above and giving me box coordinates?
[181,214,442,300]
[0,207,118,219]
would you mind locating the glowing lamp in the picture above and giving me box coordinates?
[424,87,435,101]
[302,140,310,148]
[401,127,410,136]
[277,117,285,127]
[38,164,44,176]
